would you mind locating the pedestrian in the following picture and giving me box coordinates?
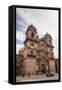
[22,72,25,78]
[28,73,30,77]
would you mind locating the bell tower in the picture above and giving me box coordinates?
[24,24,37,48]
[44,33,55,73]
[44,33,54,59]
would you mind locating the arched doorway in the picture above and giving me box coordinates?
[40,64,46,74]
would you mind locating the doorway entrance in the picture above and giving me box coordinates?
[40,64,46,74]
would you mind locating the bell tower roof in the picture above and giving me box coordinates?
[26,24,37,34]
[44,32,52,40]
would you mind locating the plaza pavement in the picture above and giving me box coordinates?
[16,73,59,82]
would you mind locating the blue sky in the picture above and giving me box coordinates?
[16,8,58,58]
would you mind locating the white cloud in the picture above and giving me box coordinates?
[16,44,24,54]
[16,31,25,41]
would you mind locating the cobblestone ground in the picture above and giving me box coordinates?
[16,73,59,82]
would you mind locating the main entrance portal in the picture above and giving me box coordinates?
[40,64,46,74]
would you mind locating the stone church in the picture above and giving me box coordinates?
[16,24,59,75]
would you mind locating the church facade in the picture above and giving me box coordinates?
[16,24,59,75]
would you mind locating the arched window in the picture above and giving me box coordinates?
[49,39,51,43]
[31,43,34,46]
[30,50,33,55]
[31,32,34,37]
